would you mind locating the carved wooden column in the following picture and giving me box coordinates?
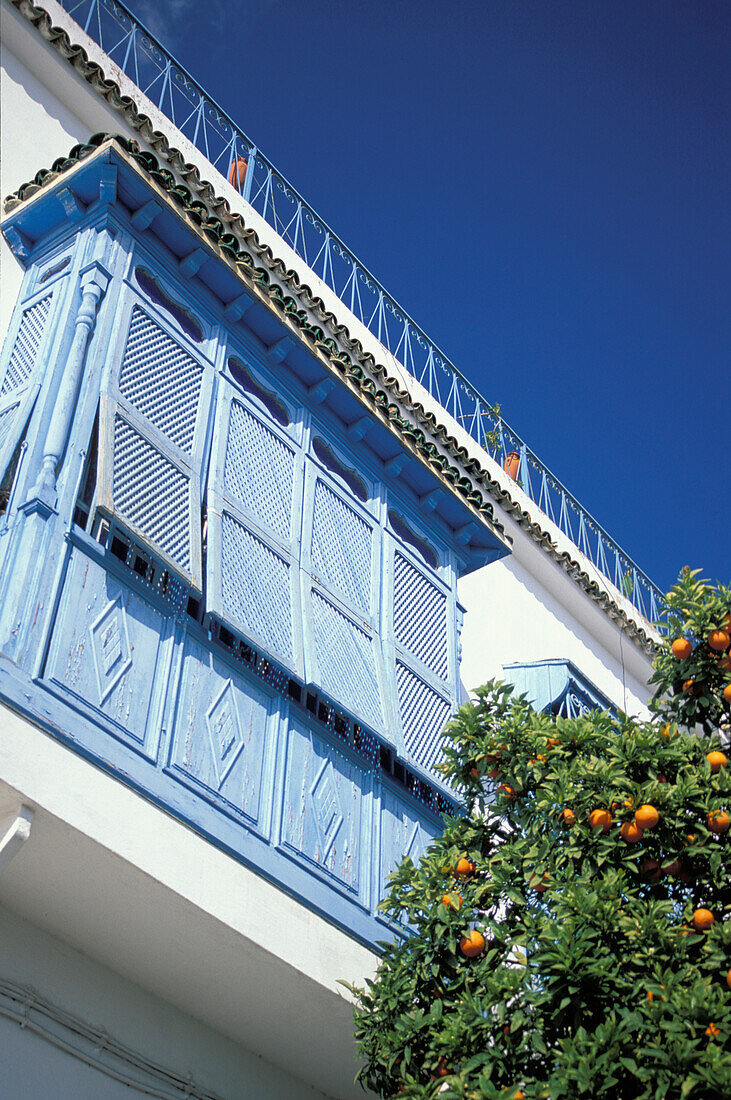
[30,263,109,505]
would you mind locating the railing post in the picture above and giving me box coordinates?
[242,146,256,203]
[83,0,97,36]
[121,21,136,72]
[518,444,529,495]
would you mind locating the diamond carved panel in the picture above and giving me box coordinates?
[379,786,438,909]
[310,759,344,860]
[205,679,244,787]
[45,548,165,756]
[168,638,272,832]
[404,820,427,864]
[281,723,363,896]
[89,597,133,704]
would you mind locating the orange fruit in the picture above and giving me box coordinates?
[672,638,692,659]
[620,821,644,844]
[441,892,463,909]
[640,857,662,881]
[724,684,731,703]
[664,858,682,876]
[498,784,515,800]
[562,808,576,826]
[727,968,731,990]
[635,804,659,830]
[483,753,502,778]
[430,1058,449,1079]
[707,810,730,834]
[707,751,728,773]
[693,908,714,931]
[709,630,730,652]
[547,737,560,749]
[529,872,549,893]
[455,858,476,878]
[720,655,731,672]
[589,808,613,833]
[459,929,486,958]
[683,679,696,694]
[705,1022,720,1038]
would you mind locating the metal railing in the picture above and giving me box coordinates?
[56,0,665,623]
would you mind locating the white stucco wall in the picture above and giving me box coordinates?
[459,505,653,715]
[0,905,327,1100]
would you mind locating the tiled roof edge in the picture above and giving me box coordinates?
[4,0,659,655]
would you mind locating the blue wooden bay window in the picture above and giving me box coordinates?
[84,258,469,781]
[0,140,511,946]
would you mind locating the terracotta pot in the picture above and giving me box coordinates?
[228,157,248,192]
[503,451,520,480]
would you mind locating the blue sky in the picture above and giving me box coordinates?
[130,0,729,595]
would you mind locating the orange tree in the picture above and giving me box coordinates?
[346,572,731,1098]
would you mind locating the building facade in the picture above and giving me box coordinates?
[0,2,659,1097]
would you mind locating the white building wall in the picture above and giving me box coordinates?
[0,905,326,1100]
[459,505,653,715]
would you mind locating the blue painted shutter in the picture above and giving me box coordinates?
[395,661,451,773]
[0,291,54,479]
[311,480,372,614]
[393,552,448,679]
[390,545,453,777]
[304,464,384,733]
[206,378,302,674]
[98,300,212,591]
